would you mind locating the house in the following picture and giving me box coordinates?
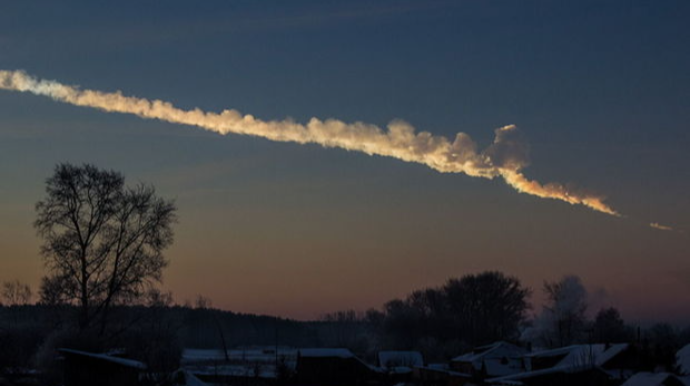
[677,344,690,375]
[185,364,278,386]
[529,344,630,369]
[59,348,147,386]
[487,344,633,386]
[377,350,424,383]
[450,341,527,378]
[296,348,383,386]
[180,347,298,385]
[620,372,690,386]
[378,350,424,369]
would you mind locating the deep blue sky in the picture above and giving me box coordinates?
[1,1,689,321]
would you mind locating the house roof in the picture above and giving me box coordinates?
[187,364,278,378]
[452,341,527,363]
[182,348,298,364]
[487,344,629,385]
[378,351,424,368]
[527,344,629,368]
[487,363,606,384]
[174,369,210,386]
[619,372,688,386]
[58,348,147,370]
[452,341,528,377]
[678,344,690,375]
[483,357,524,377]
[415,365,472,378]
[298,348,384,373]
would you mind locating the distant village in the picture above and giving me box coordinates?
[1,271,690,386]
[166,341,690,386]
[5,325,690,386]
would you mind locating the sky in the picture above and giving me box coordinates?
[0,0,689,322]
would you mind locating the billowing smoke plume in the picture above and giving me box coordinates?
[0,69,623,217]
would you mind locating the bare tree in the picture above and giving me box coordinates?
[544,275,588,346]
[34,163,176,332]
[1,280,32,306]
[38,275,70,306]
[525,275,589,347]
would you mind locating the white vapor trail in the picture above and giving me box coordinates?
[0,69,631,219]
[650,223,674,232]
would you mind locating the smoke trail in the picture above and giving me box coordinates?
[0,69,621,216]
[650,223,674,231]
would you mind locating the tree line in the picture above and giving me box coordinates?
[320,273,690,367]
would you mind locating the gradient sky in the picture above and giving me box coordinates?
[1,1,689,322]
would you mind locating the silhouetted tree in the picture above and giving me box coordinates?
[319,310,371,354]
[644,323,680,370]
[38,275,70,306]
[592,307,631,343]
[1,280,33,326]
[407,288,450,338]
[320,310,358,345]
[443,271,530,345]
[34,163,176,332]
[381,298,424,349]
[377,271,530,353]
[544,275,588,346]
[2,280,32,305]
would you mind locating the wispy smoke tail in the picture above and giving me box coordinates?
[650,223,674,232]
[0,69,644,222]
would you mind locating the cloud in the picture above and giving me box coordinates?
[0,69,621,217]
